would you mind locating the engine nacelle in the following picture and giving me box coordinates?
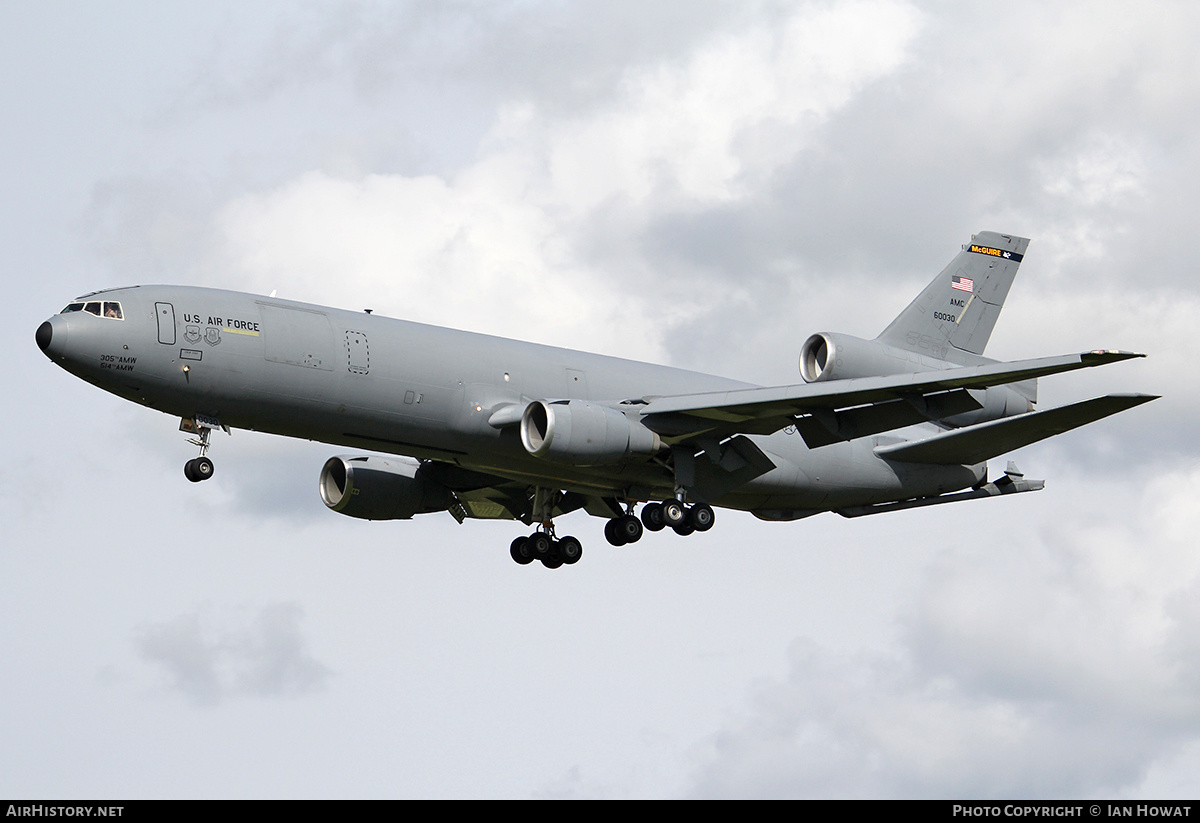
[319,455,451,520]
[520,399,663,465]
[800,332,941,382]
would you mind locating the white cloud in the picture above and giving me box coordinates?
[209,1,923,361]
[541,0,923,210]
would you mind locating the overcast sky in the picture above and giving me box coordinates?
[3,0,1198,799]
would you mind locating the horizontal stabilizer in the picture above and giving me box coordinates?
[874,393,1159,465]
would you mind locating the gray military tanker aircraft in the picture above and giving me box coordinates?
[37,231,1155,568]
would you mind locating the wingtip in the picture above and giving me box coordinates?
[1082,349,1147,363]
[1105,392,1161,407]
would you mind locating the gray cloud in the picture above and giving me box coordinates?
[136,603,331,706]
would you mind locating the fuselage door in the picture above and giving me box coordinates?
[345,330,369,374]
[259,303,335,370]
[155,302,176,345]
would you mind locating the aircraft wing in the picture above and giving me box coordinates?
[639,350,1145,442]
[873,393,1159,464]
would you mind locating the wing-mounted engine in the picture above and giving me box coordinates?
[319,455,451,520]
[520,399,663,465]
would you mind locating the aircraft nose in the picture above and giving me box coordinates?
[36,316,69,358]
[36,320,53,351]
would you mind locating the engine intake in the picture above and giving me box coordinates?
[520,399,662,465]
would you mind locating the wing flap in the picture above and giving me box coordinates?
[793,388,983,448]
[873,393,1159,465]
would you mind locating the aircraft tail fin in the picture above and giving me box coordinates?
[877,231,1030,364]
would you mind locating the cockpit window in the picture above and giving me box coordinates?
[61,300,123,319]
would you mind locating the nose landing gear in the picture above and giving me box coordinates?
[181,414,226,483]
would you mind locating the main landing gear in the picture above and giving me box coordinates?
[510,530,583,569]
[511,488,583,569]
[606,501,715,545]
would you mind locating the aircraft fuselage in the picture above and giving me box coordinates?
[37,284,979,515]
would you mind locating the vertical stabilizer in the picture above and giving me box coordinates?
[877,231,1029,363]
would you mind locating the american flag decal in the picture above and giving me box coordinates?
[951,275,974,293]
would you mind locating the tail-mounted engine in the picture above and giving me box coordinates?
[799,332,941,382]
[799,332,1034,425]
[319,455,451,520]
[520,399,663,465]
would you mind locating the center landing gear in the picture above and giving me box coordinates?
[604,512,644,546]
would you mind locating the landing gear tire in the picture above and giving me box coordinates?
[558,536,583,565]
[661,499,686,527]
[604,519,626,546]
[184,457,214,483]
[673,522,696,536]
[617,514,643,544]
[541,553,564,569]
[510,536,534,565]
[529,533,553,558]
[688,503,715,532]
[641,502,665,531]
[195,456,214,480]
